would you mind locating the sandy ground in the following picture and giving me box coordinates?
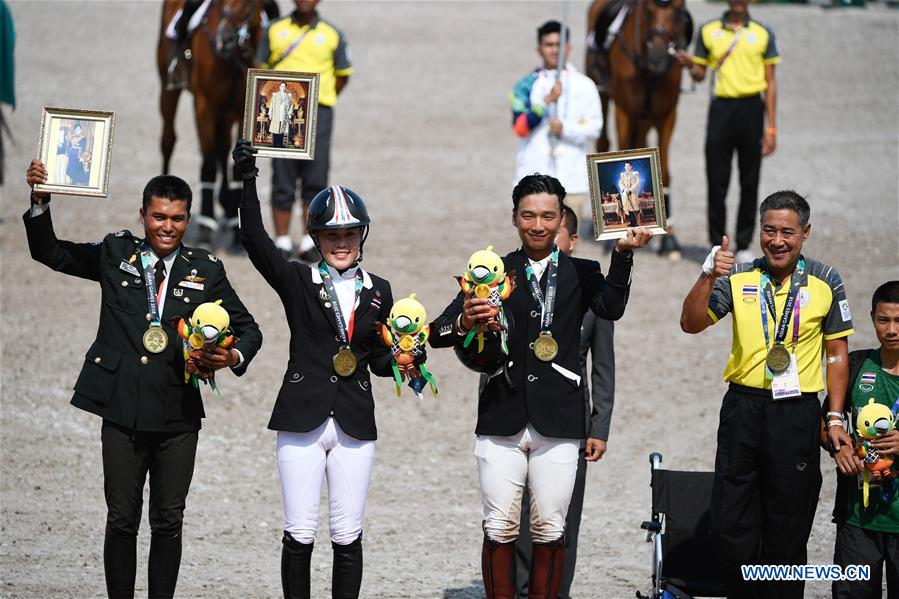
[1,1,897,597]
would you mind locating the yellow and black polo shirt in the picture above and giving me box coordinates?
[693,12,781,98]
[258,13,352,107]
[707,257,854,392]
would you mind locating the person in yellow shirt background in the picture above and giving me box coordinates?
[257,0,352,262]
[676,0,780,266]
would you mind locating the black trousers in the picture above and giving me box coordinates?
[833,523,899,598]
[102,420,198,599]
[711,384,822,599]
[272,105,333,209]
[515,445,588,598]
[705,95,764,250]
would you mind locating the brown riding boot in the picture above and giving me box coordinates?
[528,537,565,599]
[481,536,516,599]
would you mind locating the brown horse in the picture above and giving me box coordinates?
[156,0,265,248]
[586,0,692,252]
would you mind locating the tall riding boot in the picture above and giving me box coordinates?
[528,537,565,599]
[331,535,363,599]
[281,532,313,599]
[104,525,137,599]
[148,532,183,599]
[482,535,517,599]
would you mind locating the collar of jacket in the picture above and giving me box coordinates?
[309,263,373,289]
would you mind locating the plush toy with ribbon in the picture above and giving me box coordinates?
[456,245,515,354]
[174,300,235,394]
[855,398,897,507]
[379,293,437,398]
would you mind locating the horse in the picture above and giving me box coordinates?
[586,0,692,253]
[156,0,266,249]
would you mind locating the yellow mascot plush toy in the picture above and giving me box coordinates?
[855,398,896,507]
[379,293,437,398]
[174,300,235,394]
[456,245,515,353]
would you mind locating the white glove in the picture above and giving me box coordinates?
[702,245,721,275]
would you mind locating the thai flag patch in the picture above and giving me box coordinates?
[370,297,381,310]
[742,285,758,296]
[861,372,877,385]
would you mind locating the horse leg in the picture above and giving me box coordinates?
[160,88,181,174]
[614,107,632,151]
[194,97,219,248]
[657,108,682,259]
[597,91,611,153]
[215,114,242,252]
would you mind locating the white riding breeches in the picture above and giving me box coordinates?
[277,418,375,546]
[475,424,580,544]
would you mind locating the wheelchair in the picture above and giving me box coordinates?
[636,453,729,599]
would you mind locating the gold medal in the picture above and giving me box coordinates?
[333,348,357,377]
[142,326,168,354]
[766,344,791,374]
[399,335,416,352]
[533,332,558,362]
[188,331,206,349]
[474,283,491,299]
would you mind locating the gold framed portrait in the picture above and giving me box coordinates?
[34,107,115,198]
[587,147,668,241]
[242,68,319,160]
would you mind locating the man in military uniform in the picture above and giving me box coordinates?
[617,161,640,227]
[24,159,262,599]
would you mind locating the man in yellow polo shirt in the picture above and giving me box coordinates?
[676,0,780,265]
[257,0,352,262]
[681,190,854,598]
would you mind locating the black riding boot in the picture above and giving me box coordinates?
[281,532,314,599]
[331,535,364,599]
[104,525,137,599]
[148,532,183,599]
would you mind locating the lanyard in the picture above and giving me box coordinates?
[523,247,560,333]
[759,258,804,349]
[139,246,168,327]
[318,263,363,347]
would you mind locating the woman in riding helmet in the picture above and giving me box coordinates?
[233,139,411,598]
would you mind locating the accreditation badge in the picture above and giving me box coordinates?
[770,353,802,400]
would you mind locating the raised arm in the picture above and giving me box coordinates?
[233,140,297,296]
[23,159,101,281]
[681,236,734,334]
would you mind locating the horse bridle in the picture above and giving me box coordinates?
[202,0,259,68]
[615,0,691,76]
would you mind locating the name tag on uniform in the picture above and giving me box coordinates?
[178,280,205,291]
[771,354,802,400]
[119,261,140,276]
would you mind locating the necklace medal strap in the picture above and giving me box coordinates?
[318,263,363,376]
[139,245,169,354]
[760,259,804,375]
[524,247,560,362]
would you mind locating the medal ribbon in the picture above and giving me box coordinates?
[139,245,168,328]
[759,258,805,350]
[318,263,363,347]
[523,247,560,334]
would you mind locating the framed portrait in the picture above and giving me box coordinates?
[586,147,668,241]
[242,68,319,160]
[34,107,115,197]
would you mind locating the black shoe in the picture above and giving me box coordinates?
[658,233,682,260]
[148,532,182,599]
[332,535,363,599]
[298,247,321,264]
[104,525,137,599]
[282,532,313,599]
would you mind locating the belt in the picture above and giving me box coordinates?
[728,382,819,400]
[713,94,762,102]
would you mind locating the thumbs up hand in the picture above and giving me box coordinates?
[702,236,735,278]
[713,236,735,278]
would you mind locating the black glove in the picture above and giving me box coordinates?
[232,139,258,181]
